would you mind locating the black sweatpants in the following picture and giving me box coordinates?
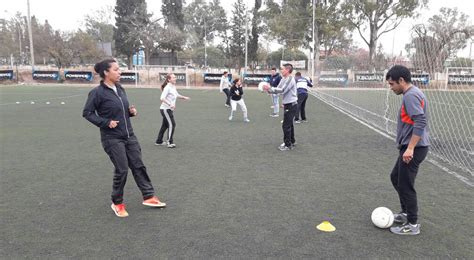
[157,109,176,144]
[390,146,429,224]
[295,93,308,121]
[282,102,298,147]
[223,88,231,106]
[102,135,155,205]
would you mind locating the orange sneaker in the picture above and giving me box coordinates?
[111,203,129,217]
[142,196,166,208]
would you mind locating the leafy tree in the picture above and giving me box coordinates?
[266,48,308,68]
[183,0,228,48]
[114,0,150,69]
[47,31,73,69]
[162,0,185,30]
[264,0,352,75]
[186,46,227,67]
[229,0,247,69]
[342,0,427,70]
[161,0,186,64]
[248,0,263,67]
[69,30,105,64]
[406,8,473,73]
[84,6,115,45]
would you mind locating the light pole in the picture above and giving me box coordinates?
[244,10,249,79]
[311,0,315,81]
[26,0,35,71]
[204,15,207,68]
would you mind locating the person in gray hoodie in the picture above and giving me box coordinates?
[263,63,298,151]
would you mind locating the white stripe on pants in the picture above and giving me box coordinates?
[230,99,248,118]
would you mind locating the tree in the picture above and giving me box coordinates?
[229,0,247,69]
[114,0,150,69]
[264,0,352,76]
[161,0,186,64]
[84,6,115,48]
[47,31,73,69]
[248,0,263,67]
[69,30,105,64]
[183,0,228,48]
[264,0,308,49]
[406,8,473,73]
[162,0,185,30]
[266,48,307,68]
[343,0,427,70]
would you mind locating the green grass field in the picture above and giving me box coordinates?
[1,85,473,258]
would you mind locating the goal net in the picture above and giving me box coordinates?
[133,65,191,88]
[310,49,473,186]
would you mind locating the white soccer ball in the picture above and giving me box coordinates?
[60,102,65,105]
[371,207,394,228]
[258,81,269,92]
[46,102,50,105]
[30,101,35,104]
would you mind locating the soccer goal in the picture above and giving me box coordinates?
[310,64,473,186]
[133,65,191,88]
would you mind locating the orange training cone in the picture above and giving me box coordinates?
[316,221,336,232]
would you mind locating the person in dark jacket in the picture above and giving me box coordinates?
[228,78,249,122]
[269,67,282,117]
[83,59,166,218]
[294,72,313,123]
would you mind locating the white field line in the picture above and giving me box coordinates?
[0,93,86,106]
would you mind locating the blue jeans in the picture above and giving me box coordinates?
[272,94,279,114]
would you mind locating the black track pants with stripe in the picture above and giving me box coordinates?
[156,109,176,144]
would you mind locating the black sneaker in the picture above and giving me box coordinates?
[393,213,408,224]
[390,223,420,235]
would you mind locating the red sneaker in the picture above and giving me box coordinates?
[142,196,166,208]
[111,203,129,217]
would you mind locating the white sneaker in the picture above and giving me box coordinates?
[167,143,176,148]
[244,118,250,122]
[228,116,233,121]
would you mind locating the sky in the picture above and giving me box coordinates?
[2,0,473,57]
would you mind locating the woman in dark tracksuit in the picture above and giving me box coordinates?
[83,59,166,218]
[155,73,190,148]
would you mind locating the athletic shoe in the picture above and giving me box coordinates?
[155,142,166,146]
[142,196,167,208]
[228,116,233,121]
[111,203,129,218]
[225,104,230,108]
[390,223,420,235]
[280,142,296,148]
[301,119,307,123]
[278,145,292,151]
[167,143,176,148]
[244,118,250,122]
[269,113,279,117]
[295,120,302,124]
[393,212,408,224]
[270,105,275,109]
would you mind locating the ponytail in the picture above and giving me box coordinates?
[161,73,174,90]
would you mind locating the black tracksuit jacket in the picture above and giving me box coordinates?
[83,81,135,140]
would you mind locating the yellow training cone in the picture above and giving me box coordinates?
[316,221,336,232]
